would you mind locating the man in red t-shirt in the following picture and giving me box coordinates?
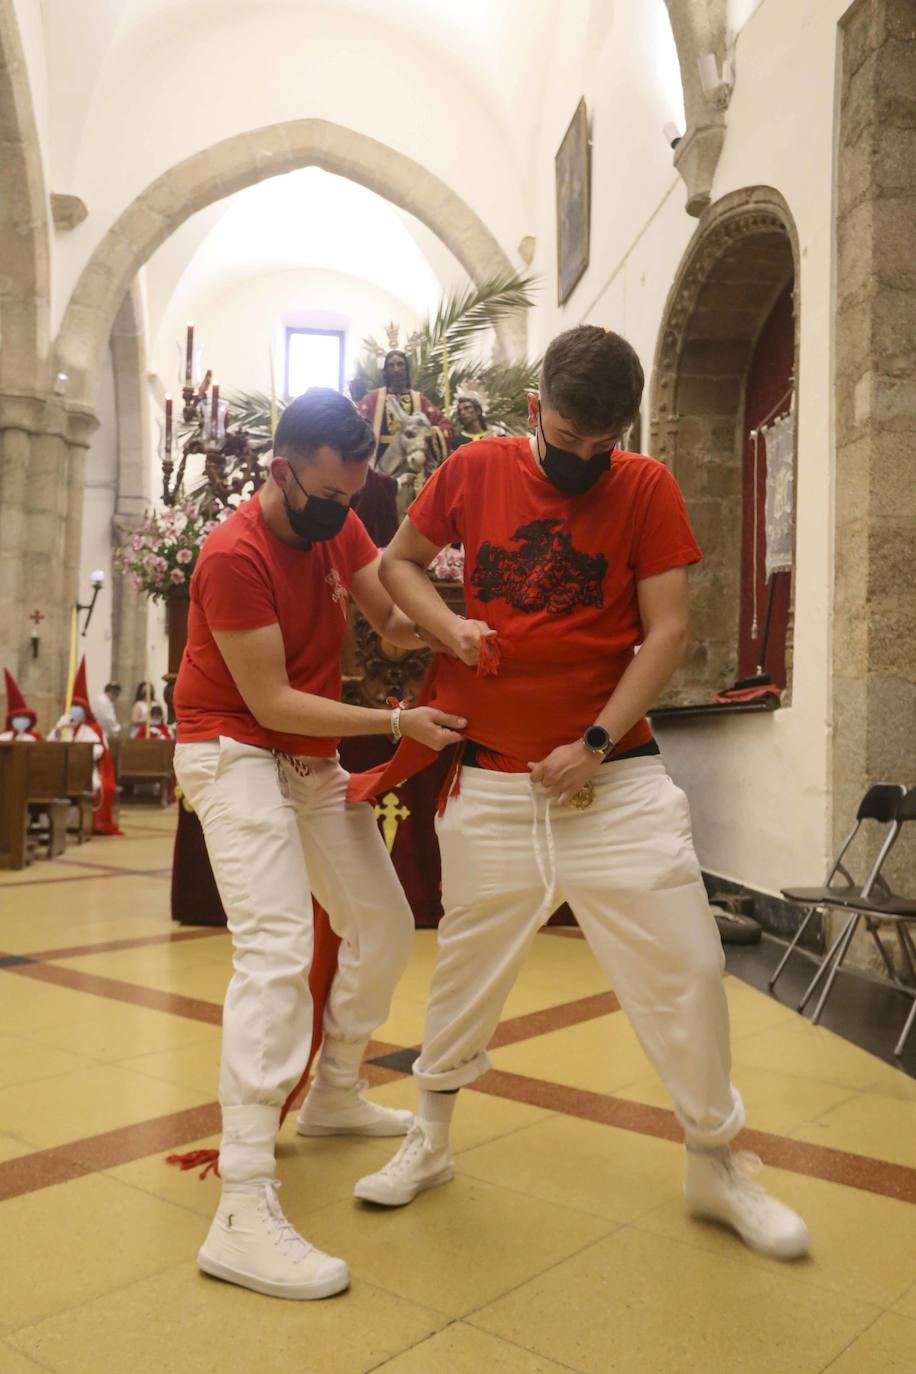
[355,328,808,1262]
[173,389,464,1302]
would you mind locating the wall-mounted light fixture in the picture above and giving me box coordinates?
[697,52,734,110]
[76,570,105,637]
[662,122,683,149]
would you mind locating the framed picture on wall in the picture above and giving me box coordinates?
[555,98,591,305]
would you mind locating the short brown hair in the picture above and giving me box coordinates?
[540,326,644,435]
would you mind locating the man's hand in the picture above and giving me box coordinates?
[399,707,467,751]
[529,742,602,804]
[446,616,497,667]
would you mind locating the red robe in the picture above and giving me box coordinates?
[357,387,454,470]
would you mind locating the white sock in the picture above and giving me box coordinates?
[418,1089,458,1127]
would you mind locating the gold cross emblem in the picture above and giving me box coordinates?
[375,791,410,853]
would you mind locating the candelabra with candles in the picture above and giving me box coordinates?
[160,322,271,513]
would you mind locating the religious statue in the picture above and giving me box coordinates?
[451,391,507,450]
[356,349,453,472]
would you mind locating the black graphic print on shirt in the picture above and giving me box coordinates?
[470,519,608,615]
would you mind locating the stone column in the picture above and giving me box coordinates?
[0,397,99,729]
[834,0,916,956]
[0,395,43,695]
[109,294,151,700]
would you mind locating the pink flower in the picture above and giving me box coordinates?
[170,569,186,584]
[176,548,193,564]
[131,534,147,552]
[143,553,158,570]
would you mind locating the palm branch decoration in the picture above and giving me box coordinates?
[352,270,540,432]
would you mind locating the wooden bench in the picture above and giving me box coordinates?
[0,741,96,868]
[0,742,32,869]
[24,742,72,858]
[110,737,175,806]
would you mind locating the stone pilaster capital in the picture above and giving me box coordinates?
[0,389,48,436]
[63,401,101,449]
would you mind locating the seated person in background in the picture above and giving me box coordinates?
[135,703,173,740]
[1,669,43,740]
[451,392,506,450]
[93,680,122,740]
[50,658,122,835]
[130,681,158,735]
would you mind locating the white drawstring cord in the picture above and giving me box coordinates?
[528,782,558,926]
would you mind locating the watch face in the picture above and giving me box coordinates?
[585,726,610,752]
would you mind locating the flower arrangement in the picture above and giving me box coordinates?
[114,498,225,601]
[427,545,465,583]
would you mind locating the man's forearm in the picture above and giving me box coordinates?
[377,605,427,651]
[379,555,457,642]
[593,629,688,745]
[255,686,394,739]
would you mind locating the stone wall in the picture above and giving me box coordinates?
[833,0,916,942]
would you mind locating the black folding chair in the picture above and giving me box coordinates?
[769,783,905,994]
[799,787,916,1057]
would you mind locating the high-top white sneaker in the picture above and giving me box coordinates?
[197,1179,350,1300]
[353,1119,454,1206]
[684,1149,810,1260]
[296,1078,413,1138]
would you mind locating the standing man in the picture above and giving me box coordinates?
[173,388,464,1303]
[93,681,122,740]
[357,349,453,471]
[355,326,809,1262]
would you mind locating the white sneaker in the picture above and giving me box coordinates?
[197,1179,350,1300]
[684,1149,810,1260]
[296,1078,413,1138]
[354,1120,454,1206]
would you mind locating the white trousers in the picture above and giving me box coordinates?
[415,757,744,1151]
[174,738,413,1178]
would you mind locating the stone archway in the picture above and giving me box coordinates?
[55,119,520,408]
[649,186,800,704]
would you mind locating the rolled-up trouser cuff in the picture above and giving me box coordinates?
[219,1103,281,1183]
[679,1086,745,1151]
[412,1050,491,1092]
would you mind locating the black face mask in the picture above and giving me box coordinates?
[537,413,612,496]
[284,468,350,544]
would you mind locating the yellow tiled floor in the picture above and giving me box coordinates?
[1,807,915,1373]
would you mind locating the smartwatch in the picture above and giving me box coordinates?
[582,725,614,759]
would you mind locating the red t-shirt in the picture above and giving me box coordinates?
[408,436,702,768]
[175,490,378,756]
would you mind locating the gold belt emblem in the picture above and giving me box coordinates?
[568,781,594,811]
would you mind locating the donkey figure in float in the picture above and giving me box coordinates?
[376,394,449,522]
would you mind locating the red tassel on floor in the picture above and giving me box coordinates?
[165,902,342,1179]
[165,1148,221,1179]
